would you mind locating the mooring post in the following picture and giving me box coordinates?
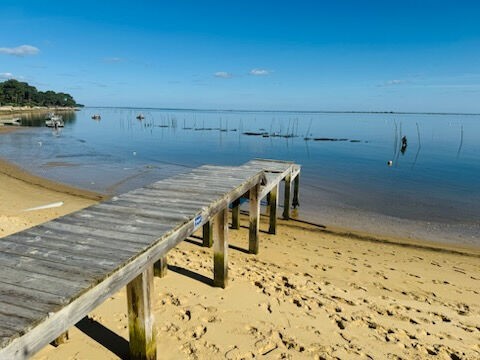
[249,183,260,254]
[283,173,292,220]
[154,255,168,278]
[231,198,240,229]
[213,208,228,288]
[292,173,300,208]
[203,221,213,247]
[268,184,278,234]
[127,266,156,360]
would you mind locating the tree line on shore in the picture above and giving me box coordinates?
[0,79,82,107]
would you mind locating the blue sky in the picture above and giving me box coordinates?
[1,1,479,112]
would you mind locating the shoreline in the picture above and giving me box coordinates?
[0,153,477,255]
[0,106,79,115]
[0,157,106,202]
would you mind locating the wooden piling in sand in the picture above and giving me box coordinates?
[283,173,292,220]
[231,198,240,229]
[52,332,69,346]
[249,183,260,254]
[292,174,300,208]
[202,221,213,247]
[268,185,278,234]
[213,208,228,288]
[127,267,156,360]
[154,256,168,278]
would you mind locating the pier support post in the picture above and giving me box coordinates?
[283,173,292,220]
[154,255,168,278]
[203,221,213,248]
[265,192,271,216]
[268,185,278,234]
[52,331,69,346]
[292,174,300,208]
[249,183,260,254]
[213,208,228,288]
[127,266,156,360]
[231,198,240,229]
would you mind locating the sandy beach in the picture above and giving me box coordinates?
[0,156,478,360]
[0,158,104,237]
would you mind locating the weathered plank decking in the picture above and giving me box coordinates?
[0,159,300,359]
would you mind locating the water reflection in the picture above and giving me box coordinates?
[18,110,77,127]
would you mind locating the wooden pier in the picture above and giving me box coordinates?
[0,159,300,359]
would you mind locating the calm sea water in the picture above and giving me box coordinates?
[1,108,479,246]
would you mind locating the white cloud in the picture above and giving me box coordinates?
[0,72,15,79]
[249,68,270,76]
[0,45,40,56]
[104,57,123,63]
[382,79,406,86]
[214,71,232,79]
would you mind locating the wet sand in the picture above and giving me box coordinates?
[0,157,478,359]
[0,158,104,237]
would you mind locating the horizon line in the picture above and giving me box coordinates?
[83,106,480,116]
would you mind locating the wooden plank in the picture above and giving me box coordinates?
[0,301,46,333]
[0,265,85,298]
[202,221,213,248]
[119,193,210,208]
[0,282,68,314]
[127,266,156,360]
[213,209,228,288]
[154,256,167,278]
[5,231,137,265]
[55,215,170,239]
[76,208,182,233]
[111,195,205,212]
[283,172,292,220]
[249,183,260,254]
[26,226,152,253]
[0,239,116,272]
[40,221,154,244]
[0,252,92,285]
[269,185,278,234]
[103,199,198,217]
[231,198,240,230]
[94,203,191,224]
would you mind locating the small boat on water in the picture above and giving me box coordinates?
[45,114,64,128]
[92,114,101,120]
[0,117,21,126]
[136,114,145,120]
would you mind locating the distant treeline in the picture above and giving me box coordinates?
[0,79,82,107]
